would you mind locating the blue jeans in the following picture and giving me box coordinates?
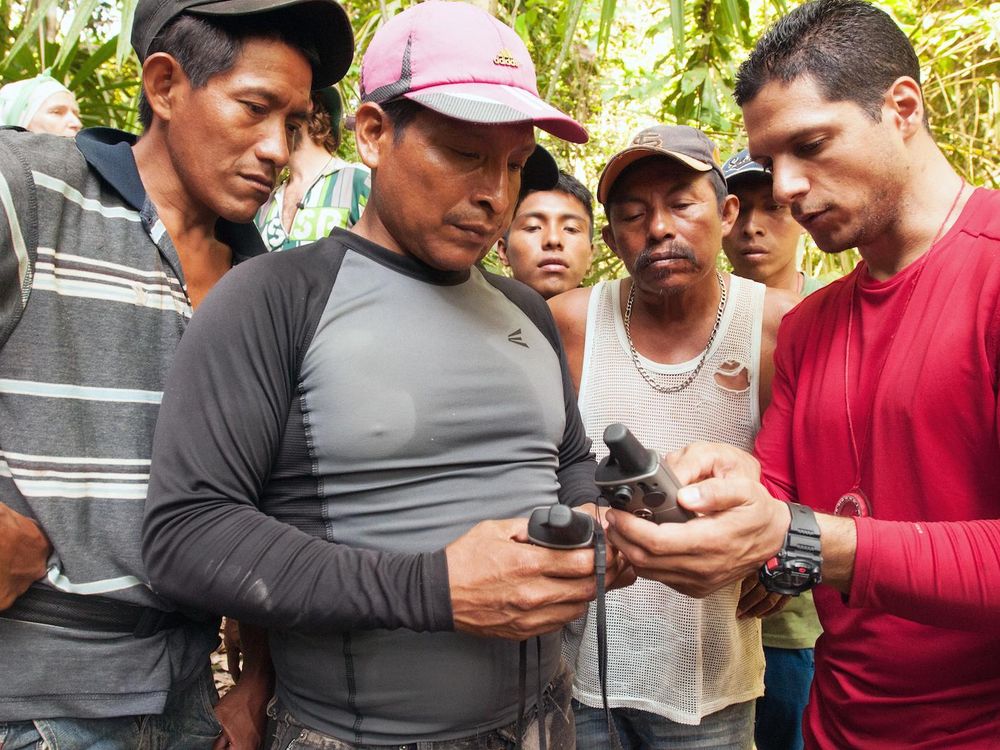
[0,668,221,750]
[754,647,814,750]
[266,663,574,750]
[573,699,754,750]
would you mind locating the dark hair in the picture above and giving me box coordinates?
[379,97,424,142]
[605,156,728,213]
[511,171,595,237]
[138,13,320,129]
[734,0,922,122]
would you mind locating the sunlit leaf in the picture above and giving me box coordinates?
[670,0,685,60]
[117,0,139,66]
[54,0,102,69]
[2,0,60,75]
[597,0,616,54]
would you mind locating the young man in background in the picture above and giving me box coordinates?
[498,171,595,298]
[721,149,820,296]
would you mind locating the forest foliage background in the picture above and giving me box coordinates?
[2,0,997,281]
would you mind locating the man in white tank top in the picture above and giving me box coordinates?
[549,125,797,750]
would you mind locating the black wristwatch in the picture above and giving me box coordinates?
[759,502,822,596]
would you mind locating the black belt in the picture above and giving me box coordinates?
[0,584,194,638]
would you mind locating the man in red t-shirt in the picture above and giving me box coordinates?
[605,1,1000,748]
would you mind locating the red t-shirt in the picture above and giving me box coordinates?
[756,188,1000,749]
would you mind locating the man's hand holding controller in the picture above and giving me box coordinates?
[605,439,799,599]
[525,502,635,587]
[445,502,634,641]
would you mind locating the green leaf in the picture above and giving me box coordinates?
[679,64,708,95]
[1,0,61,75]
[514,13,529,38]
[670,0,685,61]
[54,0,103,69]
[69,36,119,93]
[545,0,586,99]
[720,0,743,38]
[117,0,140,66]
[597,0,617,55]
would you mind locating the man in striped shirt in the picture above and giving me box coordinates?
[0,0,352,747]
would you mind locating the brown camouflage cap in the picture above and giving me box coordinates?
[597,124,725,204]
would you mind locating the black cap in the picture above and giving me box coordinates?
[131,0,354,89]
[522,145,559,192]
[721,148,770,184]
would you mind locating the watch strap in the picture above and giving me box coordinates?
[785,502,821,557]
[760,502,823,594]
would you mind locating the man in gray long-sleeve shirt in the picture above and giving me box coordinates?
[142,3,628,748]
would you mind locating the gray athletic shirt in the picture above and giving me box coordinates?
[142,229,597,743]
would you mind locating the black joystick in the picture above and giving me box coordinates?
[594,423,693,524]
[526,504,595,549]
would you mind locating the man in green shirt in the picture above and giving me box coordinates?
[256,87,370,250]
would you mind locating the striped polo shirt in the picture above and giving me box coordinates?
[0,126,264,720]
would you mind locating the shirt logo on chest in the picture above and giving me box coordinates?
[507,328,529,348]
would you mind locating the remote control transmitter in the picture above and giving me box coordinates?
[595,423,693,524]
[526,504,595,549]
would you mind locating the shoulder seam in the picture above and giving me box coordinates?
[478,270,561,354]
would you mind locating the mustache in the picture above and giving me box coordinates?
[633,240,700,275]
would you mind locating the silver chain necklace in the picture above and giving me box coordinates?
[623,270,727,394]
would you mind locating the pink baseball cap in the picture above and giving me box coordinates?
[360,1,588,144]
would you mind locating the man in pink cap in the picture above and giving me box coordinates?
[142,3,626,749]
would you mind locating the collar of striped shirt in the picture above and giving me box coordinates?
[76,127,267,263]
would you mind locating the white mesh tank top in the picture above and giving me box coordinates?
[567,274,766,724]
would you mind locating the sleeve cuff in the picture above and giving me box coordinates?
[845,516,874,608]
[424,549,454,631]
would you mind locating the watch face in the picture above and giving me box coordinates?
[784,559,820,577]
[776,568,814,588]
[762,502,822,595]
[761,557,820,594]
